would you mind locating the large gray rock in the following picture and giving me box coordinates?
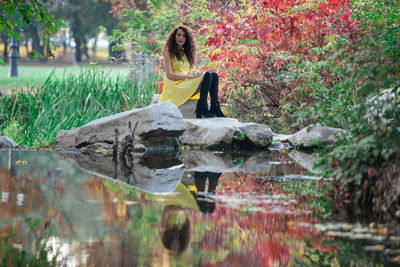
[177,99,197,119]
[56,102,186,149]
[288,124,347,148]
[180,118,273,149]
[0,136,19,149]
[151,94,197,119]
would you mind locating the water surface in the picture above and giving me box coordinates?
[0,150,398,266]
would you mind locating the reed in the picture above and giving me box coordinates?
[0,69,157,147]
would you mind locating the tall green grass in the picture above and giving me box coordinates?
[0,69,157,147]
[0,65,129,92]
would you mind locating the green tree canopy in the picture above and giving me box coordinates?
[0,0,66,63]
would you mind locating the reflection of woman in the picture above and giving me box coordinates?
[193,171,221,213]
[159,183,197,255]
[159,172,222,255]
[159,25,226,118]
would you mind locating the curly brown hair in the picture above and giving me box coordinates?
[163,25,197,68]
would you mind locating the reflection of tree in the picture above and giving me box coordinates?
[74,237,138,266]
[82,176,131,229]
[0,168,45,217]
[80,177,167,266]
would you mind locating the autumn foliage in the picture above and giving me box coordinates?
[181,0,354,129]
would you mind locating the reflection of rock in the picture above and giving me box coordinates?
[56,102,186,150]
[288,150,322,174]
[0,136,19,148]
[181,119,273,150]
[57,152,184,194]
[181,150,272,173]
[288,124,347,148]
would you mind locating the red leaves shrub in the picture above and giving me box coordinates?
[181,0,354,131]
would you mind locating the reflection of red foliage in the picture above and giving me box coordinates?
[191,172,335,266]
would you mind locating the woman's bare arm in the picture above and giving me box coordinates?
[164,51,202,80]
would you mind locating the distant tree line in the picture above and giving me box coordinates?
[0,0,134,63]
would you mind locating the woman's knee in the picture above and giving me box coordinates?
[204,71,212,79]
[202,71,212,84]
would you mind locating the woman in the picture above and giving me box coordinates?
[158,25,226,118]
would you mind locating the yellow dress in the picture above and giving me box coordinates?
[165,183,199,211]
[159,54,201,107]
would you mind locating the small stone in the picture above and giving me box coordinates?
[0,136,19,149]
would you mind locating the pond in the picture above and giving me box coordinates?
[0,149,399,266]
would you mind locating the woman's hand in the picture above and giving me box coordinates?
[188,72,202,79]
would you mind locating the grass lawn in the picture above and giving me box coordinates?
[0,64,130,93]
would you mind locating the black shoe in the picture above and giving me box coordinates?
[210,104,226,117]
[196,109,216,118]
[196,102,216,119]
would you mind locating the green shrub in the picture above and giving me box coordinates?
[291,0,400,206]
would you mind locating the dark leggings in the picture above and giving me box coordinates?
[199,72,219,103]
[194,171,222,193]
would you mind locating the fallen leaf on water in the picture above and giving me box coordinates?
[393,255,400,263]
[286,220,295,230]
[395,210,400,218]
[375,244,385,251]
[96,148,108,153]
[378,227,388,236]
[342,224,352,231]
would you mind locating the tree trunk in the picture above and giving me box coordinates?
[26,23,43,61]
[42,37,49,62]
[2,36,8,63]
[92,35,98,59]
[68,17,77,66]
[75,37,82,62]
[83,37,89,61]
